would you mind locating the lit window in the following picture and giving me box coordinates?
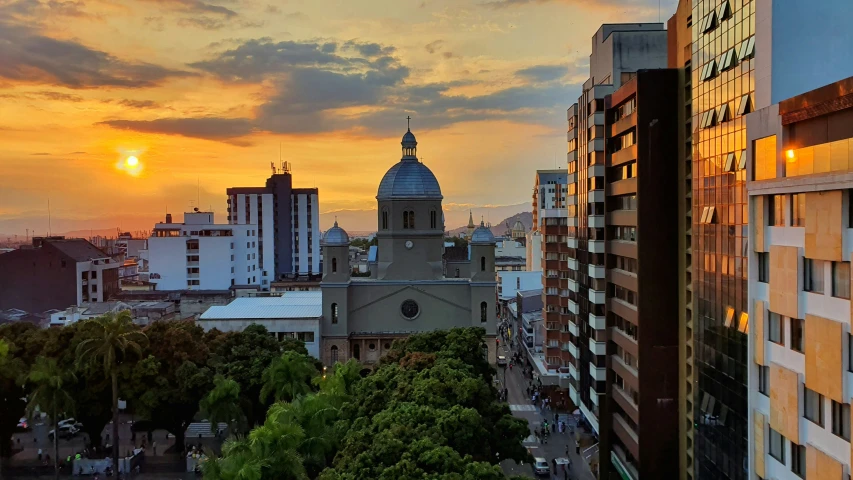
[719,48,737,71]
[717,103,730,123]
[724,307,735,328]
[754,135,778,180]
[737,94,752,116]
[737,312,749,334]
[723,152,736,172]
[717,0,731,20]
[331,303,338,324]
[701,10,717,33]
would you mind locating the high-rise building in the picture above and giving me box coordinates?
[667,0,695,478]
[563,23,668,479]
[746,73,853,480]
[688,1,756,478]
[227,163,320,287]
[147,211,259,291]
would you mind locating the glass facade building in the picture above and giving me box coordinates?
[690,0,755,479]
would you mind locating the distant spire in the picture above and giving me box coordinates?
[406,115,411,131]
[468,210,475,227]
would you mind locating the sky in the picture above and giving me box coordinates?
[0,0,675,236]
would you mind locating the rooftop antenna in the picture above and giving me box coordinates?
[47,197,51,236]
[197,176,200,209]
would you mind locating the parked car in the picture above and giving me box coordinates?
[497,355,508,366]
[15,417,30,432]
[533,457,550,477]
[48,424,79,441]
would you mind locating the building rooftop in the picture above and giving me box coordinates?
[517,289,542,298]
[37,238,112,262]
[199,293,322,320]
[443,246,468,262]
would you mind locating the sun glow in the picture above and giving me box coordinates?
[116,151,144,176]
[126,156,139,167]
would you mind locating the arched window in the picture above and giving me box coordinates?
[332,257,337,273]
[382,209,389,230]
[480,301,487,323]
[481,256,486,272]
[403,211,409,229]
[455,268,460,278]
[331,303,338,324]
[330,345,339,363]
[408,210,415,228]
[353,343,361,360]
[430,210,437,229]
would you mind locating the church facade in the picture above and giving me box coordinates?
[320,127,498,366]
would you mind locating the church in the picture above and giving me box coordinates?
[319,126,498,366]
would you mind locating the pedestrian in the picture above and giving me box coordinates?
[38,447,42,461]
[153,441,157,456]
[565,445,569,457]
[576,444,580,455]
[552,422,556,433]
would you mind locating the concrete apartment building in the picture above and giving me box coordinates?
[563,23,668,479]
[0,237,120,312]
[226,162,320,287]
[747,73,853,480]
[147,211,260,291]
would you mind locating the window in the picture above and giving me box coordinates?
[758,366,769,396]
[700,59,717,81]
[804,387,824,426]
[480,256,486,272]
[769,194,787,226]
[699,205,716,224]
[382,209,388,230]
[790,442,806,478]
[516,278,521,289]
[758,252,769,283]
[790,317,804,353]
[611,284,637,306]
[737,94,752,117]
[332,258,337,273]
[832,261,850,299]
[700,10,716,33]
[611,226,637,242]
[804,258,825,294]
[330,345,338,363]
[769,312,784,345]
[430,210,437,229]
[769,427,785,463]
[612,195,637,211]
[831,400,851,441]
[738,35,756,61]
[480,302,487,323]
[791,194,805,226]
[754,135,778,181]
[403,211,410,229]
[331,303,338,324]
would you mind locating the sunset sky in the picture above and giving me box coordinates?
[0,0,674,236]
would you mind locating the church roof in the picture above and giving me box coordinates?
[470,221,496,244]
[322,221,349,246]
[377,159,442,200]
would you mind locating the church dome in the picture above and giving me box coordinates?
[470,221,495,244]
[377,127,442,200]
[512,220,525,232]
[323,221,349,246]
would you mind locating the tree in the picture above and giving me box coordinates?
[208,324,299,425]
[0,338,26,460]
[75,311,148,471]
[200,376,247,438]
[26,356,76,480]
[260,351,318,404]
[129,321,213,451]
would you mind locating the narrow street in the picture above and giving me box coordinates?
[497,341,596,480]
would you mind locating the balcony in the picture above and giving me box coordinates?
[186,261,199,267]
[568,299,579,314]
[568,321,578,336]
[589,338,606,356]
[590,387,600,406]
[610,110,637,137]
[589,240,604,254]
[568,342,579,359]
[589,363,606,381]
[567,128,577,142]
[588,264,605,278]
[566,195,577,206]
[613,413,640,451]
[589,289,605,305]
[587,138,604,153]
[589,214,605,228]
[613,385,640,424]
[612,144,637,166]
[569,363,578,379]
[567,150,578,163]
[187,272,199,279]
[568,216,578,227]
[588,110,604,126]
[546,322,560,331]
[567,237,578,249]
[569,383,579,404]
[186,248,200,254]
[589,190,605,203]
[567,258,578,270]
[568,279,578,292]
[589,312,606,330]
[611,444,640,480]
[588,164,605,179]
[608,177,637,197]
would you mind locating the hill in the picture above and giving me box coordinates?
[448,211,533,238]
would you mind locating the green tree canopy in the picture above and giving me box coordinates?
[260,351,319,404]
[26,356,76,479]
[0,337,27,458]
[200,375,248,437]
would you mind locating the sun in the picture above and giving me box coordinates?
[126,156,139,167]
[116,152,144,176]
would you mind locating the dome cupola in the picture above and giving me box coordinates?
[376,120,443,201]
[323,220,350,246]
[471,220,496,244]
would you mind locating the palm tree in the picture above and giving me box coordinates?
[200,376,247,437]
[75,311,147,472]
[259,351,317,404]
[26,356,76,480]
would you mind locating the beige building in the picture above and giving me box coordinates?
[319,127,498,366]
[748,76,853,480]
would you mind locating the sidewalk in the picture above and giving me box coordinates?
[498,340,596,480]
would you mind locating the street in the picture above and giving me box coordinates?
[497,341,596,480]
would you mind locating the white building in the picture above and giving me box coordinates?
[147,211,260,291]
[227,163,320,286]
[198,292,321,358]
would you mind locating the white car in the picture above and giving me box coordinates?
[58,418,83,429]
[497,355,508,366]
[48,424,79,441]
[532,457,550,476]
